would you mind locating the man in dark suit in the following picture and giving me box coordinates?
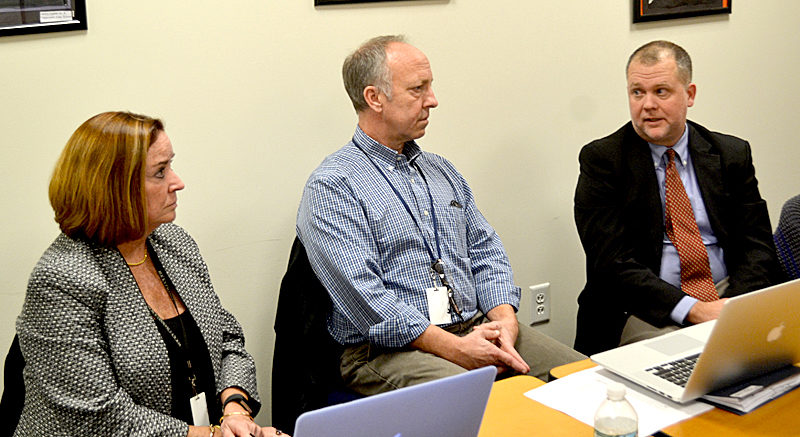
[573,40,782,355]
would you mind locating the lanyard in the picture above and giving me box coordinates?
[145,247,199,395]
[353,137,462,319]
[353,139,441,263]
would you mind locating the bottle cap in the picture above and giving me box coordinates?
[606,382,626,400]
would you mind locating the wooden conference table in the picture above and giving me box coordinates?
[478,359,800,436]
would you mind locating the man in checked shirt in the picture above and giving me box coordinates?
[296,35,584,395]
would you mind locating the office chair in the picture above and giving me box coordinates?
[271,237,361,434]
[774,194,800,280]
[0,334,25,436]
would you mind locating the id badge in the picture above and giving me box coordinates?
[190,391,210,426]
[426,286,451,325]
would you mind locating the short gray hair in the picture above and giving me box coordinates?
[626,40,693,85]
[342,35,407,112]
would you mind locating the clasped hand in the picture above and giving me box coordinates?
[686,297,729,325]
[454,320,530,375]
[217,414,289,437]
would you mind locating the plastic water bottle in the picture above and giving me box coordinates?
[593,382,638,437]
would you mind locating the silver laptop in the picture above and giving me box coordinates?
[294,366,497,437]
[591,278,800,403]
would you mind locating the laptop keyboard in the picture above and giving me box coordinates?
[645,353,700,387]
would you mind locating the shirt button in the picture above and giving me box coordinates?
[423,210,429,216]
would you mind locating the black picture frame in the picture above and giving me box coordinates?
[0,0,87,37]
[316,0,416,6]
[633,0,730,23]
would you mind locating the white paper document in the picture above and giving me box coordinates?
[524,367,713,436]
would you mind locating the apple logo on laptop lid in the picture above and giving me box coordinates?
[767,322,785,343]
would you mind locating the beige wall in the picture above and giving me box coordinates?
[1,0,798,424]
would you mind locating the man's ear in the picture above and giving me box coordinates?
[686,83,696,108]
[363,86,383,113]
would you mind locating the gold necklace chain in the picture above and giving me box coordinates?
[126,251,148,266]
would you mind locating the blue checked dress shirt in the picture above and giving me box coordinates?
[296,126,520,348]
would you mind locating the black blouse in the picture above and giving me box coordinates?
[155,310,222,424]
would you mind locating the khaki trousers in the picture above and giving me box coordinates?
[340,313,586,396]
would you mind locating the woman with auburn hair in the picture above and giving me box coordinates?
[15,112,286,436]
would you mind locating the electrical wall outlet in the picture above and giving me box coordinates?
[529,282,551,325]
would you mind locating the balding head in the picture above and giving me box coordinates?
[342,35,407,112]
[627,40,692,85]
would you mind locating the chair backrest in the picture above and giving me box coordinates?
[271,237,349,434]
[774,194,800,280]
[0,334,25,436]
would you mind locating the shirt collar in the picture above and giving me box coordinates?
[649,123,690,168]
[353,126,423,165]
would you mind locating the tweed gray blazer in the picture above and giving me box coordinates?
[15,223,260,436]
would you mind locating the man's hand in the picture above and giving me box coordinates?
[686,298,729,325]
[481,304,530,374]
[450,327,529,374]
[410,304,530,375]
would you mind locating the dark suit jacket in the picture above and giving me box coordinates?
[573,121,781,355]
[272,237,349,434]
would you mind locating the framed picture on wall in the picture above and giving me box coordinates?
[633,0,731,23]
[0,0,87,37]
[316,0,419,5]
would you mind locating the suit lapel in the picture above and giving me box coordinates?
[624,126,664,240]
[149,228,222,386]
[687,124,726,238]
[96,243,173,412]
